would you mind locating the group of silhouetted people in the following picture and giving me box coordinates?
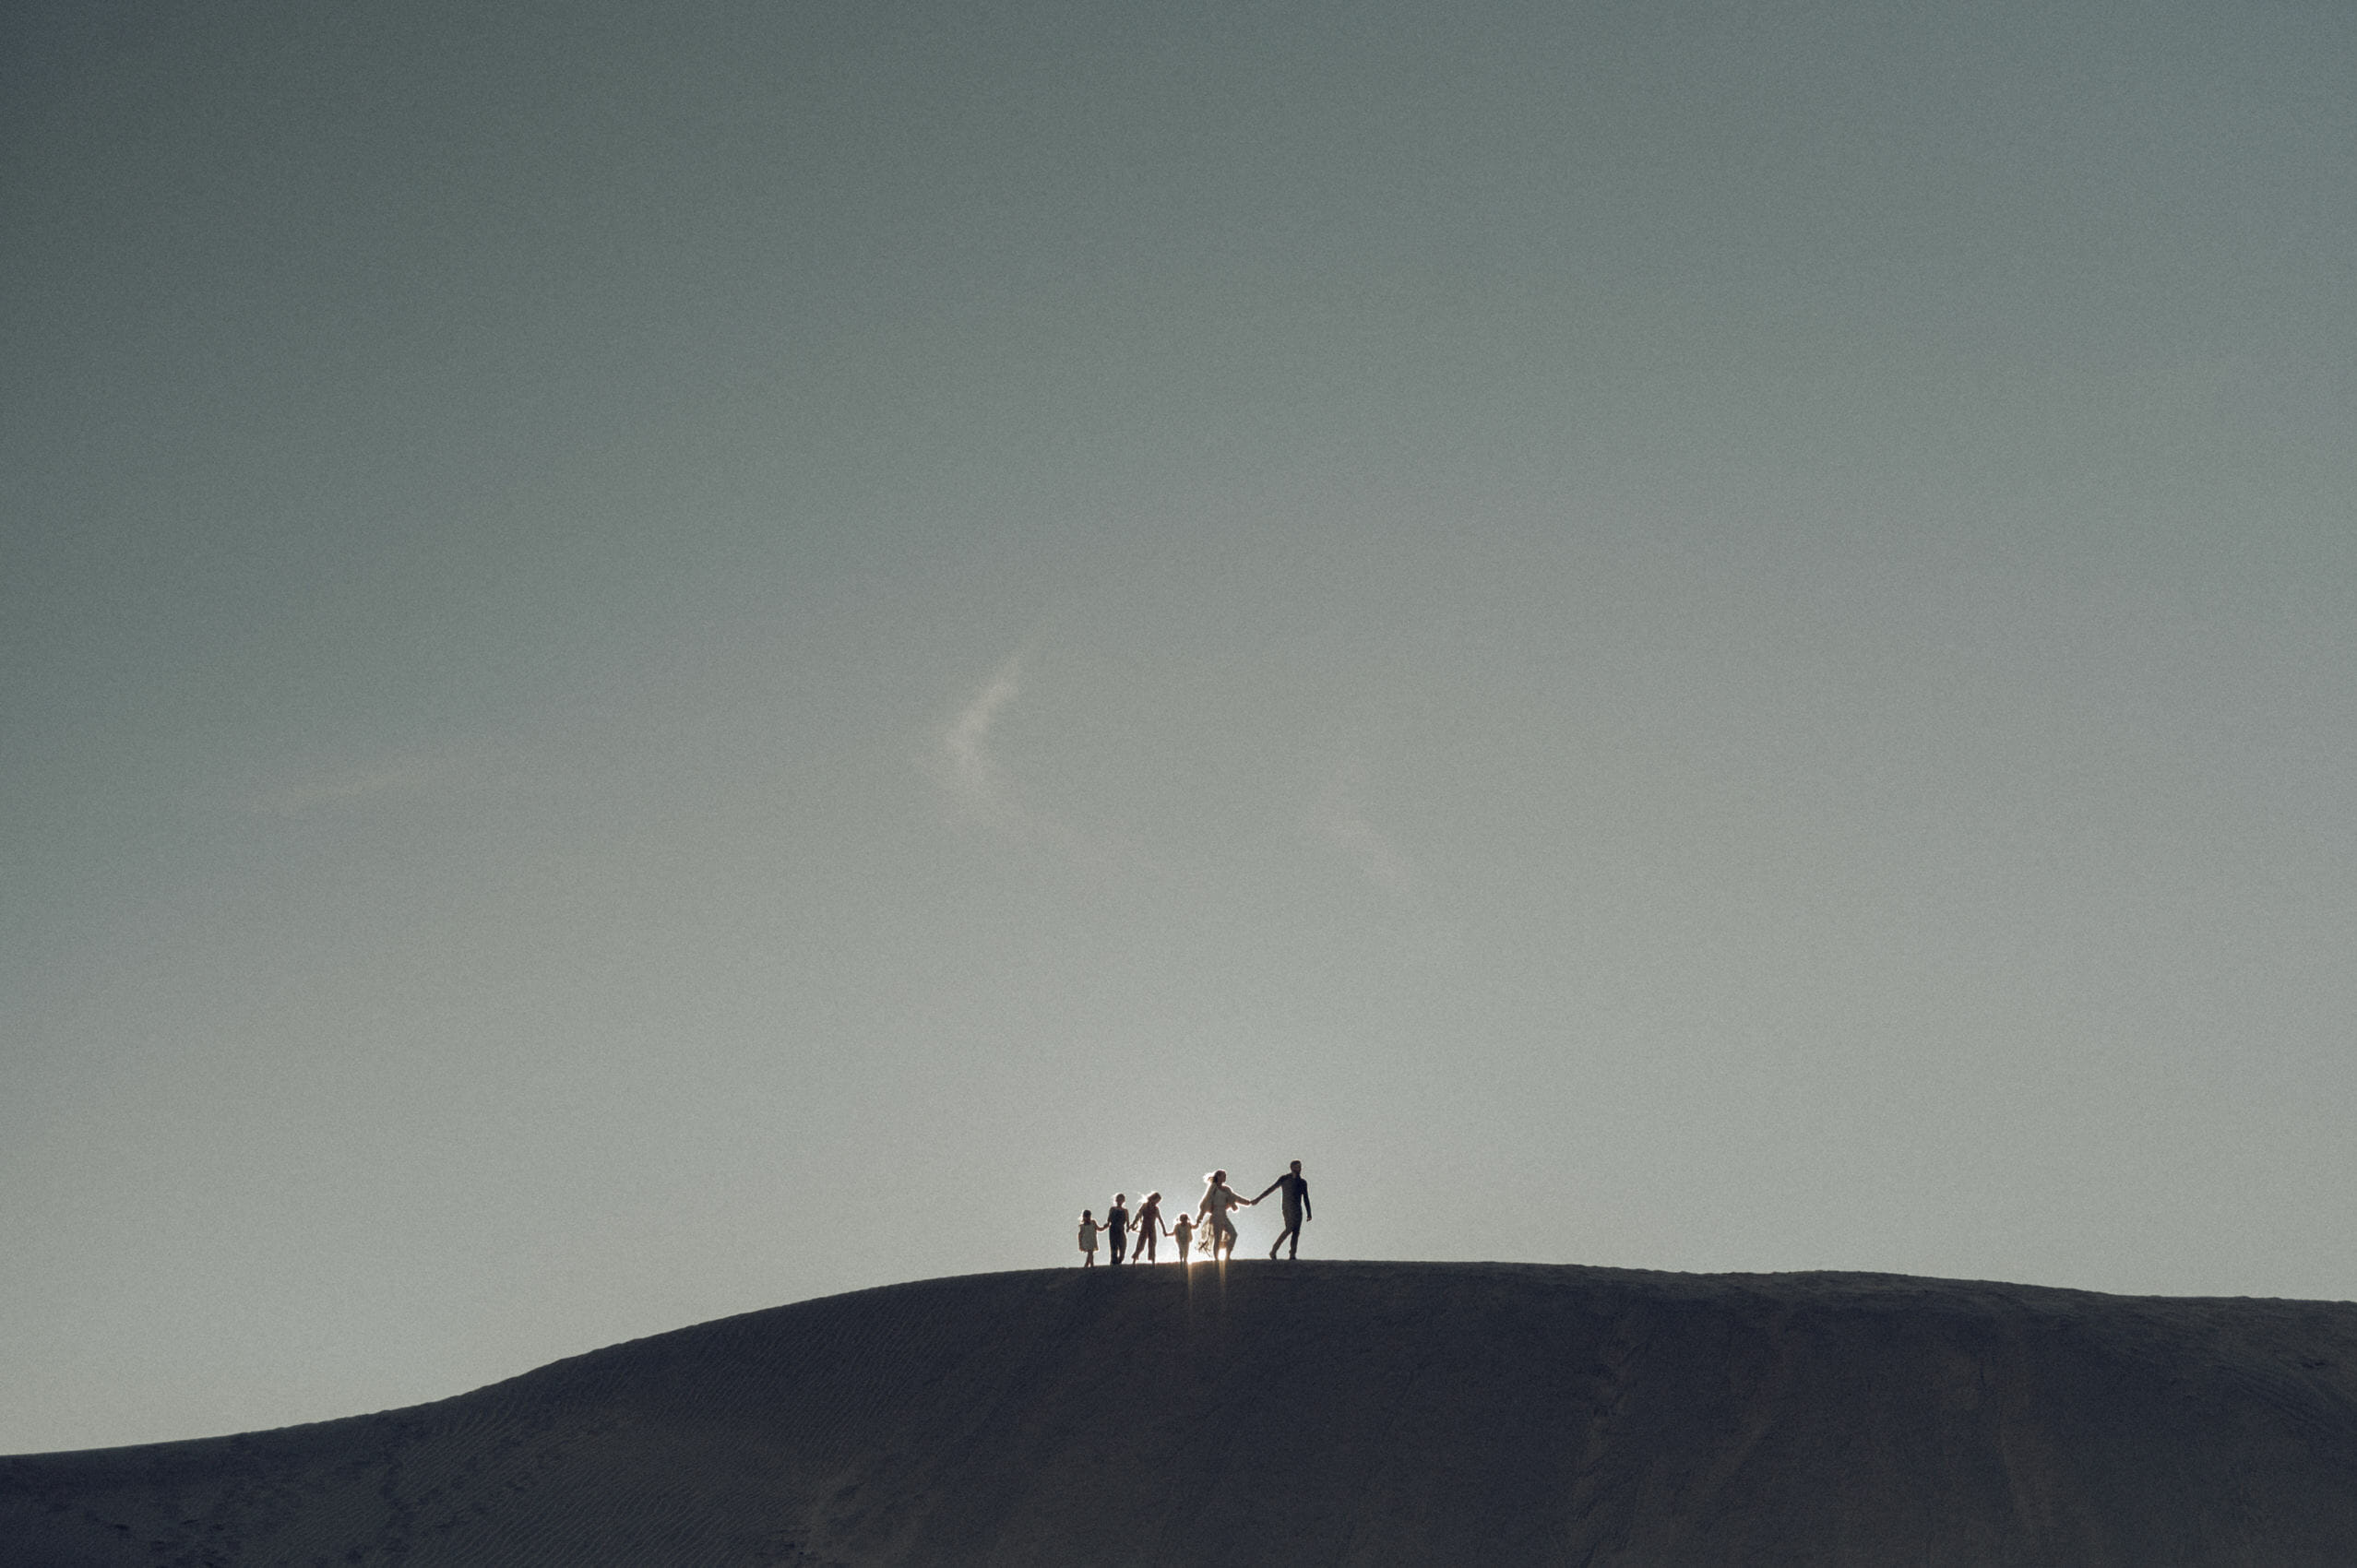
[1077,1161,1312,1266]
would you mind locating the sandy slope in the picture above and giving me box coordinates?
[6,1262,2357,1566]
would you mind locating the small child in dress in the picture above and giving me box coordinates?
[1171,1209,1196,1264]
[1077,1209,1101,1267]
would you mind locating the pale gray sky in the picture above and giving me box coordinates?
[5,0,2353,1454]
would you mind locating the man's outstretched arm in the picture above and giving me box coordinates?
[1252,1178,1283,1203]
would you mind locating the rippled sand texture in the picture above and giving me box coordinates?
[8,1262,2357,1566]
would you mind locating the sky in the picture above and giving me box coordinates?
[4,0,2353,1455]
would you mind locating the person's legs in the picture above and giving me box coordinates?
[1269,1217,1300,1259]
[1111,1229,1125,1265]
[1140,1230,1158,1263]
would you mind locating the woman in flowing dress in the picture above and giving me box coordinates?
[1196,1170,1251,1261]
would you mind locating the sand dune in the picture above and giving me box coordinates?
[7,1262,2357,1565]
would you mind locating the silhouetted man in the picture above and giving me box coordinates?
[1106,1194,1131,1265]
[1254,1161,1311,1260]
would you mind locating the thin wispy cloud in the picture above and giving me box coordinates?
[935,655,1026,826]
[928,653,1161,874]
[1310,766,1411,891]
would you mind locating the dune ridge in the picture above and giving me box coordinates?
[7,1261,2357,1566]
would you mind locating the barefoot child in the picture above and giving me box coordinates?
[1134,1192,1167,1263]
[1171,1209,1196,1263]
[1078,1209,1101,1267]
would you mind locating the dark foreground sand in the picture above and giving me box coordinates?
[8,1262,2357,1566]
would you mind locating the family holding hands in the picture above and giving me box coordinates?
[1078,1161,1312,1266]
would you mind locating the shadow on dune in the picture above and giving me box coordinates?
[8,1262,2357,1566]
